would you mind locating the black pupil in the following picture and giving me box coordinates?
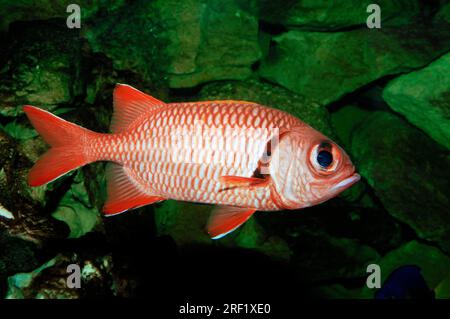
[317,150,333,168]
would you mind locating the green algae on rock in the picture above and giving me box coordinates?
[156,0,261,88]
[0,20,84,117]
[238,0,420,30]
[6,253,114,299]
[383,52,450,150]
[85,0,261,89]
[84,0,167,87]
[52,171,101,239]
[154,201,212,246]
[233,217,293,262]
[259,25,450,105]
[0,0,126,33]
[0,130,68,244]
[330,105,372,148]
[350,111,450,253]
[0,0,68,33]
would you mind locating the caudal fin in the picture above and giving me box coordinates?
[23,105,96,186]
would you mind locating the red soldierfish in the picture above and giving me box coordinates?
[24,84,360,239]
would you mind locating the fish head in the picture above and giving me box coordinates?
[269,125,360,209]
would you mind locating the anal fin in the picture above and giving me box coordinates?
[103,163,166,215]
[207,206,256,239]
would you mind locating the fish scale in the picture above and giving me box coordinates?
[88,101,299,210]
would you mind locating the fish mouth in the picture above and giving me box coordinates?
[331,173,361,192]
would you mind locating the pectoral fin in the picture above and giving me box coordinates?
[219,176,269,191]
[207,206,256,239]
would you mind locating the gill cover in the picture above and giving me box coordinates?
[268,129,304,209]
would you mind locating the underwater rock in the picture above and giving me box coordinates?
[52,171,101,239]
[155,0,261,88]
[82,162,108,213]
[360,241,450,298]
[79,53,168,131]
[0,20,83,116]
[289,229,379,282]
[231,217,293,262]
[283,105,411,253]
[298,203,404,253]
[435,273,450,299]
[253,209,384,282]
[85,0,261,88]
[351,111,450,253]
[5,253,114,299]
[198,79,334,137]
[0,1,67,33]
[259,24,450,105]
[260,199,406,282]
[0,0,126,33]
[0,130,68,244]
[84,0,167,87]
[383,52,450,150]
[0,231,40,285]
[317,240,450,299]
[330,105,378,203]
[330,105,372,148]
[238,0,420,30]
[154,201,211,246]
[154,201,293,261]
[329,104,409,251]
[434,3,450,23]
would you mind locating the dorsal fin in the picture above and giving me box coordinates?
[103,163,166,215]
[111,84,166,133]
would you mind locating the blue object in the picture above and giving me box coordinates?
[375,265,435,299]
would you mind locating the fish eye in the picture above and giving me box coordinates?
[309,141,340,175]
[317,150,333,168]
